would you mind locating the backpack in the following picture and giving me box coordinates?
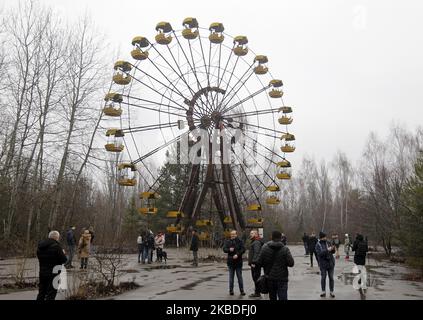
[357,241,368,256]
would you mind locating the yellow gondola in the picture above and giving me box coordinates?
[278,116,293,125]
[224,230,231,238]
[269,79,283,98]
[140,191,160,199]
[182,17,199,40]
[276,159,292,168]
[281,133,295,141]
[277,172,292,180]
[198,232,210,241]
[166,211,184,218]
[113,60,132,85]
[155,22,173,45]
[233,36,248,56]
[105,129,124,152]
[247,218,264,225]
[247,204,262,211]
[281,144,296,153]
[266,185,280,192]
[195,219,213,227]
[254,55,268,75]
[209,22,224,43]
[103,92,123,117]
[131,36,150,60]
[166,224,184,233]
[223,216,232,223]
[138,207,158,215]
[266,196,280,205]
[117,163,136,186]
[279,106,293,113]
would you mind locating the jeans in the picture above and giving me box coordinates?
[228,265,243,292]
[192,251,198,266]
[142,246,148,263]
[37,275,57,300]
[356,265,367,289]
[250,266,261,294]
[147,248,153,263]
[66,245,75,267]
[268,280,288,300]
[303,243,309,255]
[80,257,88,269]
[137,244,143,262]
[320,267,334,292]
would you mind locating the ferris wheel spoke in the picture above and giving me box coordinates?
[218,65,255,110]
[240,130,285,160]
[226,107,280,118]
[221,85,270,115]
[132,61,190,103]
[215,55,240,110]
[132,130,190,165]
[226,119,286,135]
[230,168,249,205]
[122,121,181,134]
[121,100,184,118]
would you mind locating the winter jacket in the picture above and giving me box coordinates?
[155,235,165,249]
[66,229,76,247]
[352,235,368,266]
[223,238,246,267]
[78,233,92,258]
[248,237,264,265]
[302,234,309,243]
[315,240,336,270]
[37,239,67,277]
[257,240,294,282]
[281,235,287,246]
[307,236,318,252]
[146,234,155,249]
[190,234,199,252]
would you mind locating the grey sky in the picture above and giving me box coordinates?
[3,0,423,170]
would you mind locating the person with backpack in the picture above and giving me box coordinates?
[223,230,246,296]
[307,232,319,267]
[257,231,294,300]
[302,232,309,255]
[352,234,369,291]
[315,231,336,298]
[247,230,263,298]
[146,230,155,264]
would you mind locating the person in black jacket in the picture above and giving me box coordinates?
[302,232,309,255]
[352,234,369,290]
[315,231,336,298]
[190,229,199,267]
[248,230,263,298]
[307,232,319,267]
[36,231,68,300]
[257,231,294,300]
[223,230,246,296]
[65,226,76,268]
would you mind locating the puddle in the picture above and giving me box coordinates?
[144,265,180,271]
[181,276,218,290]
[338,272,384,290]
[122,269,139,273]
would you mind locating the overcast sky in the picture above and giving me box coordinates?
[3,0,423,169]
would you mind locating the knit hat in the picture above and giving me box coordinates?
[319,231,326,239]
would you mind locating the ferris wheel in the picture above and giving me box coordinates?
[102,18,295,238]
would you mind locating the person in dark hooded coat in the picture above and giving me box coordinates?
[257,231,294,300]
[315,231,336,298]
[352,233,369,290]
[36,231,67,300]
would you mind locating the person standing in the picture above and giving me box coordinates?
[352,234,369,291]
[302,232,309,255]
[146,230,155,264]
[190,229,199,267]
[223,230,246,296]
[344,234,351,260]
[332,234,340,259]
[307,232,319,267]
[78,230,92,269]
[137,234,143,263]
[155,232,165,262]
[315,231,336,298]
[36,231,67,300]
[247,230,263,298]
[65,226,77,268]
[281,233,287,246]
[257,231,295,300]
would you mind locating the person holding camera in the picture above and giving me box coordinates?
[315,231,336,298]
[223,230,246,296]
